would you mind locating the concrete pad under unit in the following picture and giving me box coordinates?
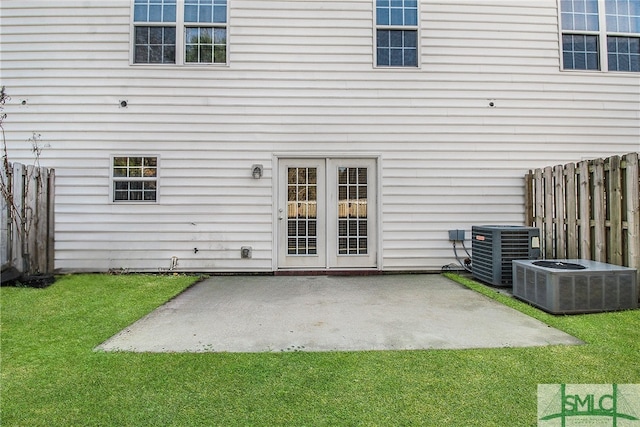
[96,274,582,353]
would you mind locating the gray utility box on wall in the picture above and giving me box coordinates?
[513,259,638,314]
[471,225,541,286]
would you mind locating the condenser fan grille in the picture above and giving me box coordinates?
[471,226,540,286]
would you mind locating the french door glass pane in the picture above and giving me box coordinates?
[337,167,368,255]
[287,167,317,255]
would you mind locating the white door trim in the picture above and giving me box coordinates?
[273,154,382,271]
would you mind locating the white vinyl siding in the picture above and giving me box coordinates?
[1,0,638,272]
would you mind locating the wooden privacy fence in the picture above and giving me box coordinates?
[525,153,639,274]
[1,162,55,276]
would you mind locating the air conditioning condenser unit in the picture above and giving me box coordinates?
[471,225,540,286]
[513,259,638,314]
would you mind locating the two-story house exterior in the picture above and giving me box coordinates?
[1,0,638,273]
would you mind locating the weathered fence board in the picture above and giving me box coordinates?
[554,164,566,259]
[526,152,640,299]
[609,155,623,265]
[0,166,9,268]
[592,158,607,262]
[47,168,56,273]
[565,162,578,259]
[1,162,55,276]
[627,154,640,276]
[544,166,554,258]
[578,160,591,261]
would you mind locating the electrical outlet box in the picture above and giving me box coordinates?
[448,230,465,241]
[241,246,252,259]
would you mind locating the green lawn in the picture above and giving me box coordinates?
[1,273,639,426]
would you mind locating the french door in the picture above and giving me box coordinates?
[277,158,377,269]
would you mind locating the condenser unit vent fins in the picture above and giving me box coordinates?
[512,259,638,314]
[471,225,540,286]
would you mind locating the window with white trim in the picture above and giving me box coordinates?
[560,0,640,72]
[133,0,228,65]
[375,0,418,67]
[112,156,158,202]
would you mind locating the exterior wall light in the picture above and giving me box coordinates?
[251,164,263,179]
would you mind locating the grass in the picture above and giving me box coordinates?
[1,273,639,426]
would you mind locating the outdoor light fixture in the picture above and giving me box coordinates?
[251,164,263,179]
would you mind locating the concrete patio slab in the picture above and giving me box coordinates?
[96,274,582,353]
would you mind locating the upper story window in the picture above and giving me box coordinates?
[133,0,228,65]
[560,0,639,72]
[375,0,418,67]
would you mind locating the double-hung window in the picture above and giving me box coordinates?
[184,0,228,63]
[112,156,158,202]
[134,0,177,64]
[560,0,640,72]
[375,0,419,67]
[133,0,228,65]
